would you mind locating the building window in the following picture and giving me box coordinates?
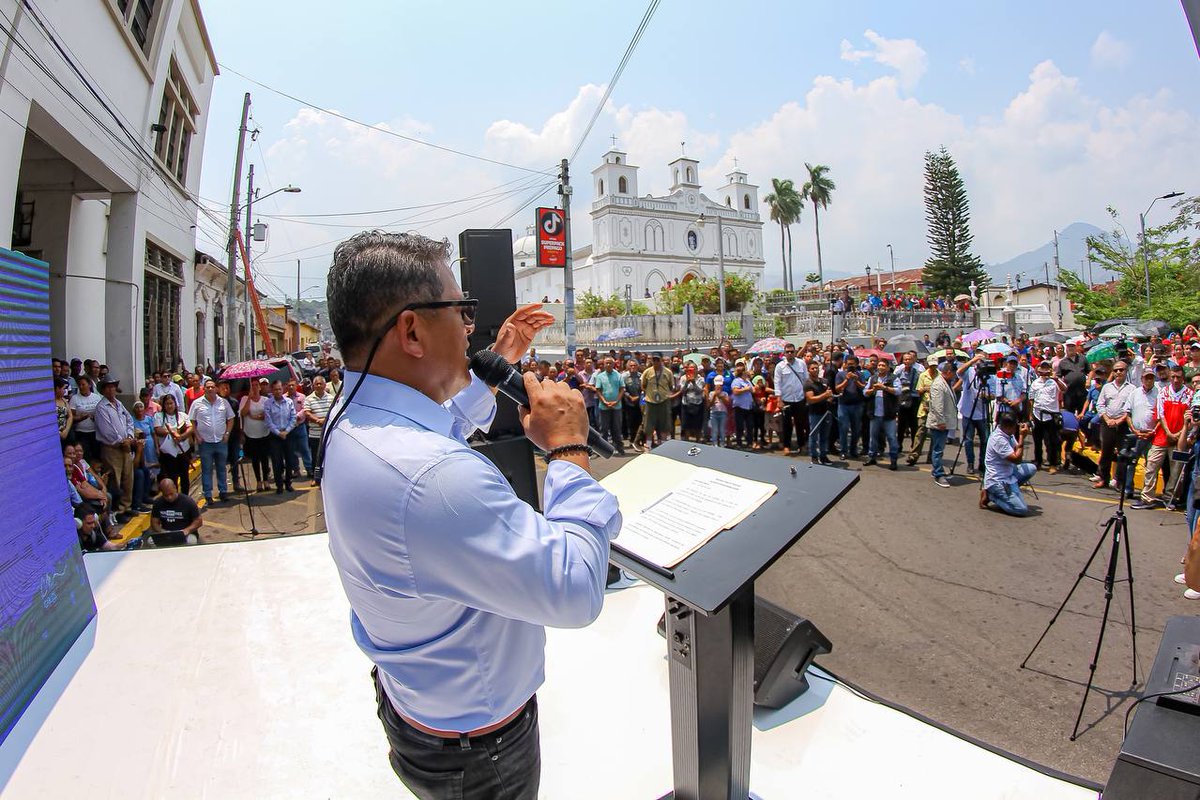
[618,176,628,194]
[598,179,604,195]
[644,220,665,252]
[743,194,750,209]
[144,241,182,374]
[115,0,159,55]
[195,310,205,364]
[686,167,694,182]
[154,59,198,184]
[725,196,731,207]
[213,303,225,364]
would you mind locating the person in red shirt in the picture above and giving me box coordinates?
[184,373,204,410]
[1134,364,1192,509]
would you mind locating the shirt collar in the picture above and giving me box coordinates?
[341,370,454,438]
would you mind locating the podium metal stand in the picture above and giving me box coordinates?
[608,441,857,800]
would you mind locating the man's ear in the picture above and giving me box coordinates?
[395,310,426,359]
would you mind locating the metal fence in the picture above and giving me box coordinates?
[537,313,756,349]
[864,309,979,330]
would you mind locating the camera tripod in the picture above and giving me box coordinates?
[1020,454,1139,741]
[948,368,991,477]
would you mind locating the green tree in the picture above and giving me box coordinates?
[657,274,757,315]
[920,146,989,297]
[1062,199,1200,329]
[800,163,835,290]
[804,272,821,286]
[576,291,651,318]
[763,178,802,291]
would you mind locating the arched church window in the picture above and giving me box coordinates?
[743,194,750,209]
[725,196,732,207]
[686,167,694,182]
[674,168,679,184]
[598,179,604,195]
[618,176,628,194]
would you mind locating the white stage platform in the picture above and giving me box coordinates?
[0,534,1098,799]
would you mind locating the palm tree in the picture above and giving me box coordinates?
[801,163,836,290]
[764,178,802,291]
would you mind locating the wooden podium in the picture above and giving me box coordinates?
[608,441,858,799]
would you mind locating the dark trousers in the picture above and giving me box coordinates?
[159,450,190,495]
[897,404,918,448]
[372,668,540,800]
[779,401,807,451]
[1032,416,1061,467]
[751,407,766,446]
[308,435,323,472]
[269,435,294,489]
[597,405,624,453]
[623,403,642,444]
[1097,421,1128,484]
[244,435,271,483]
[733,406,752,446]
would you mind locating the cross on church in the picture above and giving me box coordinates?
[732,157,739,169]
[610,134,618,147]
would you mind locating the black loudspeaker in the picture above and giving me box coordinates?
[471,436,540,511]
[656,596,832,710]
[458,229,522,438]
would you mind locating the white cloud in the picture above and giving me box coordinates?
[233,55,1200,295]
[1091,31,1131,68]
[840,29,929,91]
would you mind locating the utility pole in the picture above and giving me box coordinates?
[225,93,251,368]
[242,163,255,361]
[887,244,896,291]
[1052,230,1062,328]
[559,158,576,357]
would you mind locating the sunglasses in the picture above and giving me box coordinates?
[381,298,479,334]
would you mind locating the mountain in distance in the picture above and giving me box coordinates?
[986,222,1123,286]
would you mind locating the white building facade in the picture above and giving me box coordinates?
[514,148,766,304]
[0,0,218,386]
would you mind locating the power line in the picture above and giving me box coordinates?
[568,0,661,164]
[218,62,557,177]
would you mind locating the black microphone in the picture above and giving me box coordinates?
[469,350,616,458]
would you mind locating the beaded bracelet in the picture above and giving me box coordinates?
[544,443,590,462]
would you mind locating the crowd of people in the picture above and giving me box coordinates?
[520,330,1200,592]
[51,354,344,552]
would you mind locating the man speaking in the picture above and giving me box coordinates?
[321,231,621,799]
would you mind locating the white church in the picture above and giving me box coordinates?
[513,148,766,304]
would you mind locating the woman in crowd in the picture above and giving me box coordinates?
[678,362,707,442]
[709,374,730,448]
[54,377,73,449]
[68,375,101,460]
[154,393,193,494]
[131,400,158,512]
[240,377,273,493]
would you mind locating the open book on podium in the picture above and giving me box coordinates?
[600,453,776,568]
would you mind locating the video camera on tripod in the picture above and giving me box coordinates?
[1116,432,1141,464]
[974,359,997,381]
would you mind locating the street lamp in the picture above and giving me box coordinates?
[1140,190,1184,309]
[864,263,871,295]
[243,184,301,212]
[887,244,896,291]
[695,213,726,317]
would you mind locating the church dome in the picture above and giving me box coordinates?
[512,226,537,271]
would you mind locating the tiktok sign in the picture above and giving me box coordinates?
[536,207,566,268]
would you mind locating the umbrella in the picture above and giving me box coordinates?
[1086,342,1118,363]
[218,359,279,380]
[854,347,894,361]
[1089,317,1139,334]
[597,326,641,343]
[682,352,707,366]
[926,348,969,365]
[883,335,929,355]
[989,324,1011,334]
[1036,332,1068,343]
[1137,320,1170,337]
[953,293,972,302]
[961,329,998,345]
[1098,324,1145,341]
[746,337,789,355]
[979,341,1013,356]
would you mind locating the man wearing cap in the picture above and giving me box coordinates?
[995,354,1027,421]
[1184,342,1200,382]
[189,378,236,505]
[927,360,959,487]
[94,377,137,520]
[640,352,675,448]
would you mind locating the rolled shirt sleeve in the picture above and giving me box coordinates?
[443,373,497,442]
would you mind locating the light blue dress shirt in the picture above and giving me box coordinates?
[263,394,297,436]
[324,371,621,732]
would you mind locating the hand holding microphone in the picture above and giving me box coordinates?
[469,350,616,458]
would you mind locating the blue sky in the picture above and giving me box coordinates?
[195,0,1200,294]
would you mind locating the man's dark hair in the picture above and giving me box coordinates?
[75,502,98,521]
[996,411,1019,430]
[326,231,450,363]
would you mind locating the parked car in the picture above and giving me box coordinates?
[218,356,302,396]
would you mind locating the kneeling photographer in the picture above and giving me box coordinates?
[981,412,1037,516]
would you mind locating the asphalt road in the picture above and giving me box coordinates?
[197,443,1193,785]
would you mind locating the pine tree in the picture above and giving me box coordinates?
[920,146,989,297]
